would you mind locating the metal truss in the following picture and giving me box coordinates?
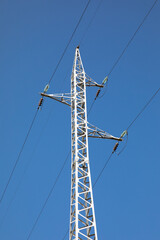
[41,47,121,240]
[87,123,122,141]
[85,74,103,88]
[69,47,98,240]
[41,93,72,106]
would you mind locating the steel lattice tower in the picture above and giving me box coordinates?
[70,48,97,239]
[41,47,121,240]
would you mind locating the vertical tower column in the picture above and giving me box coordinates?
[69,47,98,240]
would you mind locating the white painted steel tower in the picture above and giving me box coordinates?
[41,47,122,240]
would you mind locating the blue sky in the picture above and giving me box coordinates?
[0,0,160,239]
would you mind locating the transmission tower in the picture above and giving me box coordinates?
[41,46,122,240]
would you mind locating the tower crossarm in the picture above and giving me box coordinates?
[41,92,72,106]
[87,122,122,141]
[85,74,103,88]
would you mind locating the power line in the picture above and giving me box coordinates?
[93,88,160,188]
[107,0,158,77]
[26,69,160,240]
[26,96,97,238]
[0,64,72,232]
[25,94,98,239]
[0,0,92,207]
[0,0,103,237]
[79,0,103,46]
[48,0,91,85]
[88,98,96,115]
[93,152,113,188]
[61,229,69,240]
[0,109,39,204]
[98,0,158,98]
[61,86,160,240]
[26,151,70,240]
[0,65,73,230]
[0,108,54,229]
[1,50,75,230]
[30,85,160,240]
[25,85,160,240]
[26,93,98,239]
[115,87,160,154]
[24,2,102,234]
[127,87,160,130]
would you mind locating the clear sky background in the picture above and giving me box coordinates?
[0,0,160,239]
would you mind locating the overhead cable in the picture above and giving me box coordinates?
[79,0,103,46]
[96,0,158,99]
[107,0,158,78]
[25,85,97,238]
[0,109,39,204]
[31,86,160,240]
[26,91,98,239]
[26,151,70,240]
[25,85,160,239]
[0,64,73,230]
[113,87,160,155]
[61,86,160,239]
[48,0,91,85]
[0,109,54,229]
[97,87,160,180]
[126,87,160,131]
[26,73,160,240]
[0,0,92,206]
